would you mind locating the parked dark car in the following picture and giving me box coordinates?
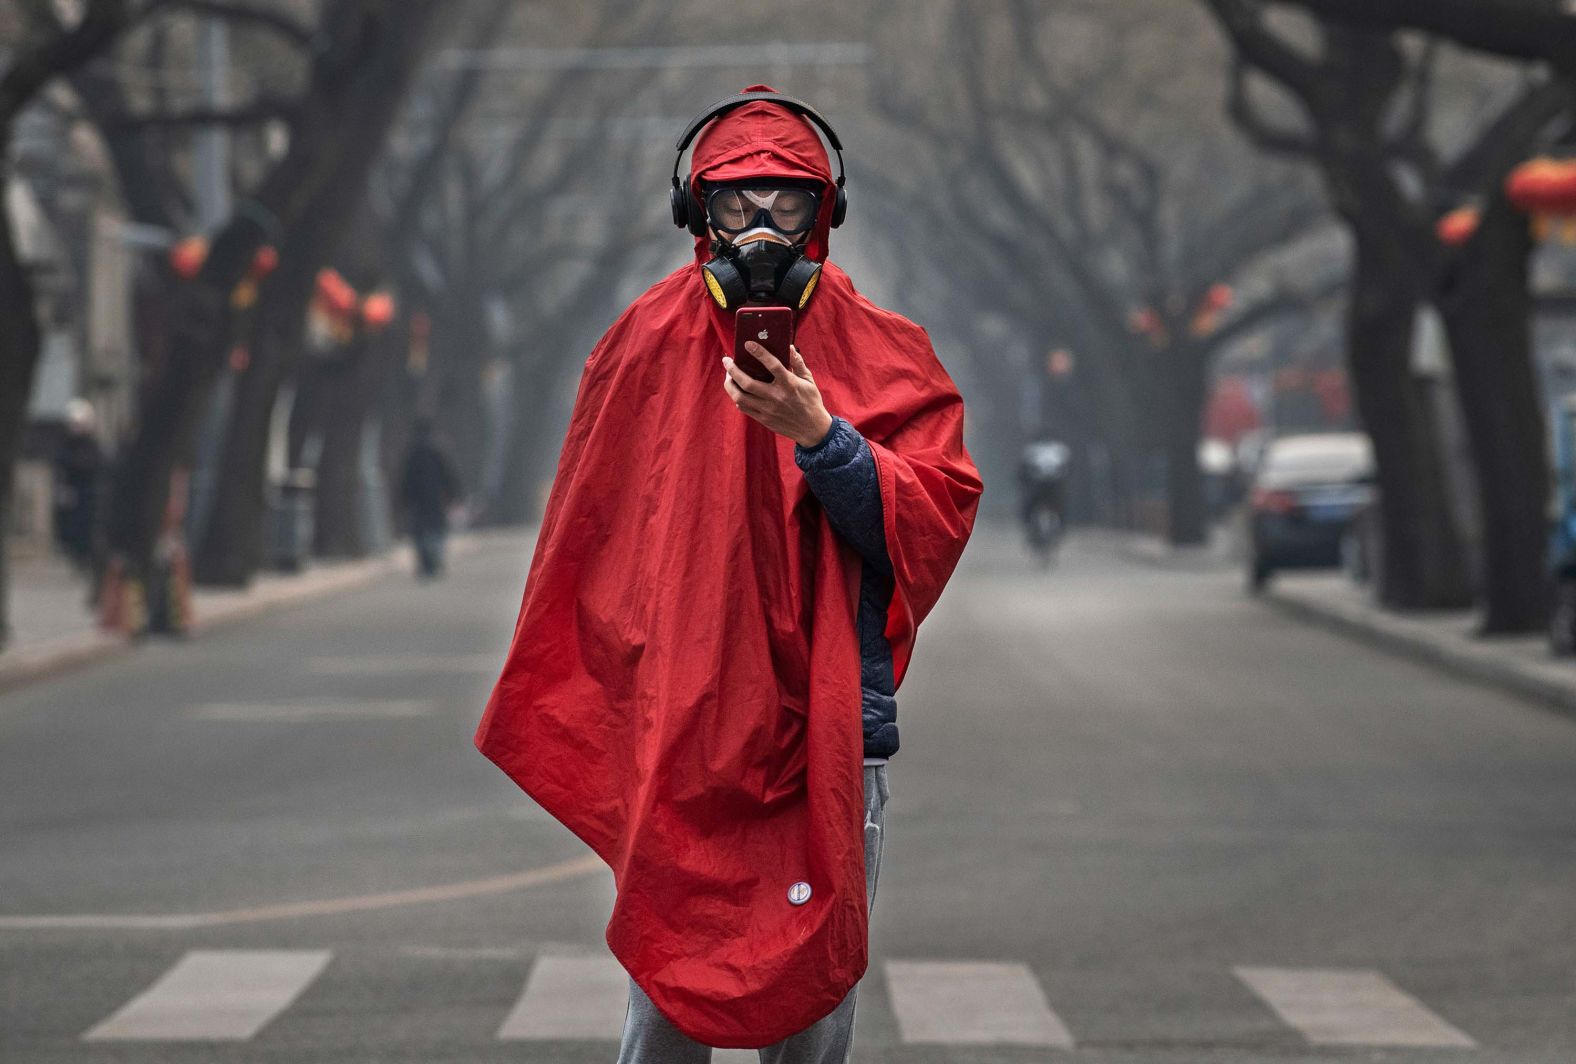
[1247,432,1375,590]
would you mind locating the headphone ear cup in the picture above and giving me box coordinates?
[830,186,847,228]
[670,180,689,230]
[686,179,709,237]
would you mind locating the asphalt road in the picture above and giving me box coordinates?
[2,526,1573,1063]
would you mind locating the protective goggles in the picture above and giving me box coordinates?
[704,183,821,238]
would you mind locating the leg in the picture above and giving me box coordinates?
[616,974,713,1064]
[431,527,448,575]
[757,763,890,1064]
[413,528,439,577]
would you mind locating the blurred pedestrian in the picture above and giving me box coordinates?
[475,86,982,1059]
[398,416,462,579]
[1018,437,1069,562]
[52,398,104,577]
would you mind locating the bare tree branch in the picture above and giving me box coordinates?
[158,0,315,48]
[1270,0,1576,72]
[103,94,298,128]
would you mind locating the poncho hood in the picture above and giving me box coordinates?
[475,85,982,1048]
[687,83,836,266]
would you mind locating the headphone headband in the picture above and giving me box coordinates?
[670,90,847,190]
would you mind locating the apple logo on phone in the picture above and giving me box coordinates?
[758,329,769,340]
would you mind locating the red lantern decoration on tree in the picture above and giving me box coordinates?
[314,268,359,320]
[250,245,279,281]
[1436,206,1480,247]
[169,236,208,280]
[1506,157,1576,213]
[1506,156,1576,244]
[361,291,396,332]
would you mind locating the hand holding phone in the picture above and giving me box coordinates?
[733,307,795,383]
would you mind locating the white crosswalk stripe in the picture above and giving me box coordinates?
[1235,966,1478,1047]
[81,949,332,1041]
[497,955,629,1039]
[883,959,1076,1046]
[65,949,1489,1050]
[493,956,778,1054]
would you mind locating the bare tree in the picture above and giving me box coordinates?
[1204,0,1563,627]
[864,1,1334,543]
[0,0,145,648]
[101,0,443,612]
[192,1,512,583]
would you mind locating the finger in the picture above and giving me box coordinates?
[790,345,813,380]
[723,372,763,409]
[722,355,760,394]
[750,345,788,378]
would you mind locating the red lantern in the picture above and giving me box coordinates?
[1436,206,1480,247]
[169,236,208,280]
[1506,157,1576,214]
[1204,283,1233,312]
[361,292,396,332]
[315,268,358,319]
[1128,307,1160,335]
[249,245,279,281]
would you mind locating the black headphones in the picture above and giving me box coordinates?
[670,90,848,238]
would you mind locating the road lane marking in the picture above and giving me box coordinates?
[0,854,606,930]
[494,956,772,1055]
[307,654,499,675]
[189,699,432,721]
[82,949,331,1041]
[498,955,628,1039]
[1234,966,1477,1047]
[884,959,1075,1046]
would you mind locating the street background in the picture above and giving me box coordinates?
[4,1,1576,1060]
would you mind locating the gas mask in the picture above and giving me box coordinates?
[697,183,825,311]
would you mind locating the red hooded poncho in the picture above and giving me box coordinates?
[474,86,982,1047]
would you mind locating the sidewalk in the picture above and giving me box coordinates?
[0,528,531,694]
[1116,528,1576,719]
[1261,573,1576,719]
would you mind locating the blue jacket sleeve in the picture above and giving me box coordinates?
[793,414,892,577]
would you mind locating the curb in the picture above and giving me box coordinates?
[1261,583,1576,721]
[0,528,531,696]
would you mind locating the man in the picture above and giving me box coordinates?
[475,87,982,1059]
[1018,437,1070,559]
[398,416,462,579]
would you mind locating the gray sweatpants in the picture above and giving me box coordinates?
[616,762,891,1063]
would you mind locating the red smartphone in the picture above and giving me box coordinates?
[733,307,795,383]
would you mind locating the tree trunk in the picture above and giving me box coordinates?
[1434,199,1549,632]
[490,355,555,526]
[192,203,360,584]
[174,4,441,586]
[191,259,317,585]
[1346,237,1472,609]
[0,199,44,651]
[1161,352,1210,546]
[311,340,384,558]
[431,313,487,503]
